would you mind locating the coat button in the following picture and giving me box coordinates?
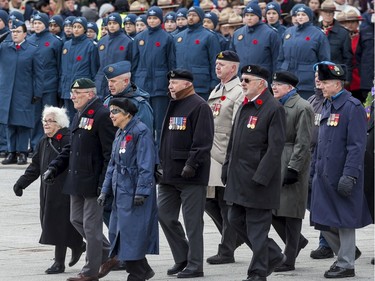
[76,152,79,156]
[74,171,78,174]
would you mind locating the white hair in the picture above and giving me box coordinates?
[42,106,70,128]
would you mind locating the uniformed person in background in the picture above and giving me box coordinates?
[271,71,314,272]
[49,15,64,39]
[203,12,229,51]
[171,8,188,36]
[158,69,214,278]
[0,20,43,165]
[123,13,137,38]
[174,6,221,101]
[132,6,176,144]
[86,22,98,41]
[43,78,117,281]
[222,65,286,281]
[135,14,147,33]
[164,11,177,33]
[205,51,243,266]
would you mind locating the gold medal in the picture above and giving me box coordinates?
[177,37,182,43]
[139,40,145,46]
[63,48,68,55]
[237,34,243,41]
[99,44,105,51]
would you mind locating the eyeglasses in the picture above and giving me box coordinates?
[271,82,286,87]
[42,119,57,124]
[110,108,126,115]
[11,30,24,34]
[240,78,261,83]
[70,91,90,96]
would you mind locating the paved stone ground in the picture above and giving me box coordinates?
[1,164,374,281]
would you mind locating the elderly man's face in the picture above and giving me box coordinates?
[168,79,190,99]
[271,82,292,100]
[215,60,236,82]
[240,74,263,99]
[108,75,130,95]
[70,89,94,111]
[320,79,341,98]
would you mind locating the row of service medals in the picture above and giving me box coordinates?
[79,117,94,130]
[119,140,127,154]
[314,113,322,126]
[247,116,258,129]
[327,113,340,126]
[169,117,187,130]
[212,103,222,117]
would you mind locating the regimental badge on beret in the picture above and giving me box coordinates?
[205,12,211,17]
[73,81,79,87]
[76,18,82,23]
[238,34,243,41]
[109,15,116,21]
[63,48,68,55]
[273,73,277,80]
[177,37,183,43]
[170,71,175,77]
[34,14,41,20]
[246,7,253,13]
[149,10,156,15]
[167,14,173,19]
[334,65,341,75]
[107,66,114,73]
[285,34,291,40]
[99,44,105,51]
[247,66,252,72]
[217,52,224,59]
[268,4,275,9]
[139,40,145,46]
[297,7,305,12]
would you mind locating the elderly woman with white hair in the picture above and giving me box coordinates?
[12,106,85,275]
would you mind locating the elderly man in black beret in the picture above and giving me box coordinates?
[270,71,314,272]
[205,51,244,265]
[158,69,214,278]
[43,78,117,281]
[222,65,286,281]
[310,62,372,278]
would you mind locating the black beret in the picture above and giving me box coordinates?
[167,69,194,82]
[216,50,240,62]
[109,98,139,116]
[71,78,95,89]
[103,61,132,79]
[272,71,299,88]
[241,64,270,80]
[317,63,346,81]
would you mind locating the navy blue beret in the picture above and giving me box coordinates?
[103,61,132,79]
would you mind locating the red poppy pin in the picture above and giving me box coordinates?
[328,65,335,70]
[256,99,263,105]
[119,45,125,50]
[252,39,258,45]
[195,39,200,44]
[44,42,50,47]
[55,133,63,140]
[125,135,132,142]
[305,36,310,41]
[220,96,226,101]
[16,45,21,50]
[76,56,82,61]
[87,109,95,116]
[155,42,161,47]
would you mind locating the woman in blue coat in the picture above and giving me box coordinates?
[132,6,176,144]
[60,17,99,121]
[277,4,330,100]
[98,98,158,281]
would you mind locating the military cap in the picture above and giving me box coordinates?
[49,15,64,29]
[272,71,299,87]
[103,61,132,79]
[71,78,96,89]
[87,22,98,34]
[216,50,240,62]
[136,15,147,24]
[148,6,163,23]
[292,4,313,21]
[124,13,137,25]
[164,11,177,23]
[204,12,219,28]
[0,10,9,24]
[63,16,76,26]
[109,98,139,116]
[243,2,262,19]
[107,12,123,27]
[176,8,188,19]
[317,62,346,81]
[72,17,88,31]
[319,0,338,12]
[241,64,270,80]
[167,69,194,82]
[12,20,26,29]
[188,6,205,22]
[266,2,281,16]
[33,12,49,28]
[9,11,24,22]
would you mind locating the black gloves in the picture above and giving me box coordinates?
[43,167,56,184]
[31,96,41,104]
[283,168,299,185]
[13,184,23,197]
[97,193,107,206]
[134,195,147,206]
[181,165,195,178]
[337,175,356,197]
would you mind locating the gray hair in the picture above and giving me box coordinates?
[42,106,70,128]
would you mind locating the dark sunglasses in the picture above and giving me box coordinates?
[110,108,125,115]
[240,78,261,83]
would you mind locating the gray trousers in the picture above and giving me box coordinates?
[158,184,206,272]
[70,195,111,276]
[322,228,356,269]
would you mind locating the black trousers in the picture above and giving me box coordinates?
[126,258,152,281]
[228,204,283,277]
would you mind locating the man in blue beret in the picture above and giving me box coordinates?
[174,6,221,101]
[310,62,372,279]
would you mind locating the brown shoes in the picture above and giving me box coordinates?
[98,257,120,278]
[66,273,98,281]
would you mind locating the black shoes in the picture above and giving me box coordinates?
[45,262,65,274]
[267,254,286,276]
[167,261,187,275]
[355,247,361,260]
[324,266,355,278]
[145,268,155,280]
[310,246,334,259]
[243,274,267,281]
[17,153,27,165]
[69,242,86,267]
[1,152,17,164]
[296,238,309,257]
[206,254,235,264]
[177,268,204,278]
[274,263,295,272]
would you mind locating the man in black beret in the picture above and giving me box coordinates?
[310,62,372,278]
[158,68,214,278]
[43,78,117,281]
[271,70,314,272]
[205,50,244,265]
[222,64,287,281]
